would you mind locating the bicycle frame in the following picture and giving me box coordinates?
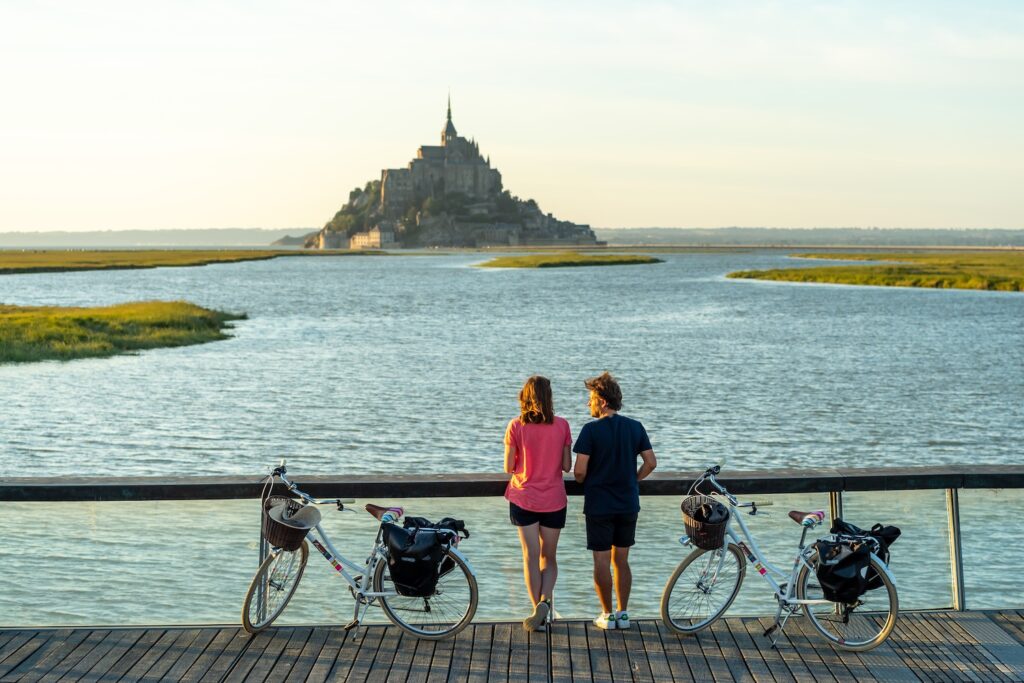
[304,522,394,600]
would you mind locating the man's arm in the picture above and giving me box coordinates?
[561,445,572,473]
[637,449,657,481]
[574,453,590,483]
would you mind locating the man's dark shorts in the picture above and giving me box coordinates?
[509,502,567,529]
[585,512,638,551]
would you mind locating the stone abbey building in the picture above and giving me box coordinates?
[380,99,503,217]
[312,100,598,249]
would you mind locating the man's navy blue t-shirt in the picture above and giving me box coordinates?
[573,414,652,516]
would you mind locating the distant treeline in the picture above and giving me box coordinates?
[595,228,1024,247]
[0,228,312,248]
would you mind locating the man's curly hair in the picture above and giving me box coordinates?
[585,371,622,411]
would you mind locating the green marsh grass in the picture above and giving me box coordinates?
[477,252,663,268]
[728,251,1024,292]
[0,249,385,275]
[0,301,245,363]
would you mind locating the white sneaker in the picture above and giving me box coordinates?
[523,601,549,631]
[616,611,631,629]
[593,612,617,630]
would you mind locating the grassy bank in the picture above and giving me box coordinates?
[0,249,386,275]
[477,252,663,268]
[0,301,245,363]
[728,251,1024,292]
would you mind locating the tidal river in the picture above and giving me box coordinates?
[1,251,1022,625]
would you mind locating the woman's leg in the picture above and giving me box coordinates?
[538,526,561,603]
[516,523,542,606]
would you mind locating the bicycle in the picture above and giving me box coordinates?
[660,465,898,651]
[241,463,479,640]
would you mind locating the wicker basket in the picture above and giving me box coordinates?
[262,495,311,552]
[681,495,729,550]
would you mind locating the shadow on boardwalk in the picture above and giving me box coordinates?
[2,610,1024,681]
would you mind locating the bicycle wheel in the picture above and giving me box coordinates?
[797,552,898,651]
[242,541,309,634]
[661,543,746,634]
[373,548,478,640]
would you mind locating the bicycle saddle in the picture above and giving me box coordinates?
[365,503,404,521]
[788,510,825,526]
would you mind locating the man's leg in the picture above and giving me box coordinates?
[516,523,542,606]
[611,546,632,612]
[591,550,614,614]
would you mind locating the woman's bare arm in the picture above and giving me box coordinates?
[504,442,517,474]
[561,445,571,472]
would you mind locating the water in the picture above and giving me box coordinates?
[1,251,1022,625]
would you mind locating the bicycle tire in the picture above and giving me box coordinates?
[242,541,309,634]
[797,551,898,651]
[373,547,478,640]
[661,543,746,634]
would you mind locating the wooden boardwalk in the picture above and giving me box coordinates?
[2,611,1023,682]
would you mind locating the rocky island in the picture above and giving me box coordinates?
[306,99,599,250]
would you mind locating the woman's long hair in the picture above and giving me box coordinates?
[519,375,554,424]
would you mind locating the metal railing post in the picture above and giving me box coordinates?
[828,490,843,523]
[946,487,966,611]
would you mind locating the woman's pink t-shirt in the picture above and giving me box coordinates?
[504,416,572,513]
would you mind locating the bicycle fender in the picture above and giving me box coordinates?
[446,546,477,579]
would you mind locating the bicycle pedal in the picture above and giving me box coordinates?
[343,620,360,632]
[763,623,778,637]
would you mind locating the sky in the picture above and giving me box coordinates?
[1,1,1023,232]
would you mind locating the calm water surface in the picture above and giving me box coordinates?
[2,251,1022,625]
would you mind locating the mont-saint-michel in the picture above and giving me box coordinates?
[306,100,599,249]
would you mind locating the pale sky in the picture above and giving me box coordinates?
[2,1,1023,231]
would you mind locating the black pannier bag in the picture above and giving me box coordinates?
[830,518,901,590]
[813,537,873,603]
[382,524,445,597]
[382,517,469,597]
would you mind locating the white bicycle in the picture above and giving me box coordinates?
[242,464,478,640]
[660,465,898,651]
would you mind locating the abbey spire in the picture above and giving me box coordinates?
[442,94,458,145]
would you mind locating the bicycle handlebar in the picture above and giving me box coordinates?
[273,468,354,507]
[694,467,774,509]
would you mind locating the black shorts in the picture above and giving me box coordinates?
[509,502,567,529]
[585,512,638,551]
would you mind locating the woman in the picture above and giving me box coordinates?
[504,375,572,631]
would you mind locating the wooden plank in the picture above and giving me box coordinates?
[78,628,147,682]
[619,623,654,682]
[755,616,815,683]
[603,627,633,683]
[692,629,733,682]
[159,628,218,682]
[636,621,673,683]
[585,625,612,683]
[181,628,244,683]
[466,624,493,683]
[426,628,455,683]
[787,616,847,683]
[197,629,253,683]
[347,625,385,682]
[446,626,475,682]
[565,621,593,683]
[709,619,754,682]
[903,614,963,683]
[0,629,56,678]
[932,612,1022,681]
[325,627,367,682]
[661,622,712,681]
[406,632,436,683]
[550,621,571,683]
[2,628,84,682]
[507,622,530,683]
[101,628,167,682]
[653,621,696,683]
[260,625,313,682]
[738,618,794,683]
[0,632,35,669]
[487,623,512,683]
[721,618,774,683]
[990,611,1024,646]
[304,627,350,683]
[955,611,1024,679]
[528,628,547,683]
[385,628,419,683]
[884,615,951,682]
[284,626,331,683]
[366,625,403,683]
[139,628,203,681]
[912,615,984,683]
[37,629,111,683]
[847,621,921,683]
[222,628,280,683]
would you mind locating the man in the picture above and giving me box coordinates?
[573,371,657,630]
